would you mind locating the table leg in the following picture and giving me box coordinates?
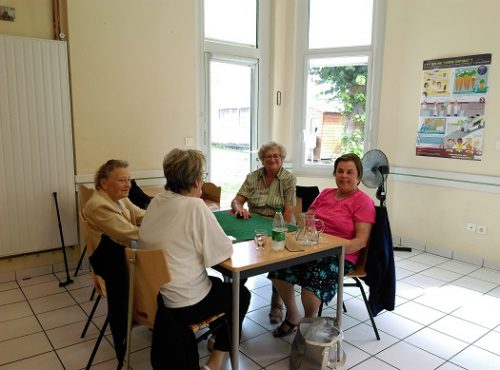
[336,247,345,363]
[231,271,240,370]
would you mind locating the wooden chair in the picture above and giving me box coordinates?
[341,246,380,340]
[84,247,230,369]
[201,182,221,209]
[79,212,107,339]
[74,184,95,277]
[318,242,380,340]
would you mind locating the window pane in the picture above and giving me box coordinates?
[209,60,253,207]
[204,0,257,47]
[309,0,373,49]
[304,56,368,165]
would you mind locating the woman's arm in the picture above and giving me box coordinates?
[125,199,146,225]
[283,203,295,224]
[88,203,141,244]
[231,194,250,219]
[344,222,373,254]
[281,173,297,223]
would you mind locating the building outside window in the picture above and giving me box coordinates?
[294,0,385,172]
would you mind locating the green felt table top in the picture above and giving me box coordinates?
[214,210,298,242]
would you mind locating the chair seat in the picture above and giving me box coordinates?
[345,268,367,279]
[189,312,225,332]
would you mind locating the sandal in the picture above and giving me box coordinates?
[269,303,284,324]
[272,319,298,338]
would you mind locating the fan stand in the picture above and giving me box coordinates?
[376,182,412,253]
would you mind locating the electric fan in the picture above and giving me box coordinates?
[361,149,390,208]
[361,149,411,252]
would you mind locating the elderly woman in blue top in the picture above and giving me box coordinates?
[231,141,297,324]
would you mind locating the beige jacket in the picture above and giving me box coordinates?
[82,189,145,254]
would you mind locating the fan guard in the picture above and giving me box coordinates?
[361,149,390,207]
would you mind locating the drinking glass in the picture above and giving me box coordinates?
[254,229,267,251]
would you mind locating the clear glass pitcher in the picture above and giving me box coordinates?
[295,212,325,246]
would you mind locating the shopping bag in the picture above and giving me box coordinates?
[290,317,346,370]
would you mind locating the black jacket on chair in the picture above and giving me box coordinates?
[361,206,396,316]
[89,235,129,367]
[128,179,153,210]
[296,186,320,211]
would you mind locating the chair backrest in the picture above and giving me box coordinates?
[79,211,107,295]
[79,211,102,255]
[295,185,320,221]
[346,245,369,279]
[78,185,95,248]
[78,184,95,211]
[201,182,221,205]
[126,248,171,328]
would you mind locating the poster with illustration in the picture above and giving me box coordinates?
[417,54,491,160]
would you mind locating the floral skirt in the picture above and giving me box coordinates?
[268,256,354,304]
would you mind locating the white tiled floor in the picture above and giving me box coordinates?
[1,249,500,369]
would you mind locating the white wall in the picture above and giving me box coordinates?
[2,0,500,266]
[378,0,500,267]
[67,0,200,175]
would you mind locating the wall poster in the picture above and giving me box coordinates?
[416,54,491,160]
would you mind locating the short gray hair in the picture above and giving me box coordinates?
[258,141,287,162]
[94,159,129,189]
[163,148,205,194]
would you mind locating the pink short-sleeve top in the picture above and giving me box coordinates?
[309,188,375,265]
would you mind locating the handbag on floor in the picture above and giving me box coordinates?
[290,317,346,370]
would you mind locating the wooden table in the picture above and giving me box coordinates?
[215,232,347,370]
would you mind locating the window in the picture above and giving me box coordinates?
[204,0,257,47]
[309,0,373,49]
[294,0,384,173]
[201,0,270,207]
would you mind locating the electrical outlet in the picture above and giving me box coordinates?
[465,223,476,232]
[477,225,487,235]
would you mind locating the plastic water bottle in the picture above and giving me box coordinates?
[272,208,287,251]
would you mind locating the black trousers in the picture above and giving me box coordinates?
[169,276,251,352]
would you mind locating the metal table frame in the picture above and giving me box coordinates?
[214,241,345,370]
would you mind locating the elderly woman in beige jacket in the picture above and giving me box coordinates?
[82,159,145,254]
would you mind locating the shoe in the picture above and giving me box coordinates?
[272,319,298,338]
[269,303,284,324]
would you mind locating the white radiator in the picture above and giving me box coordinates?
[0,35,77,257]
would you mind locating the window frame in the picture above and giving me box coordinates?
[197,0,271,177]
[292,0,386,176]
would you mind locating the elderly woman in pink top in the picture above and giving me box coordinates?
[268,153,375,337]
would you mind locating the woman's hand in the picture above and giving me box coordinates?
[234,207,250,219]
[231,195,251,219]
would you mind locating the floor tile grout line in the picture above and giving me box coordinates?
[0,349,56,368]
[4,250,500,369]
[351,353,399,370]
[377,290,500,365]
[459,326,500,358]
[341,264,480,366]
[11,272,67,369]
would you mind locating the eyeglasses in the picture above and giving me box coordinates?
[264,154,282,160]
[201,172,208,181]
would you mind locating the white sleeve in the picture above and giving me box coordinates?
[196,203,233,268]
